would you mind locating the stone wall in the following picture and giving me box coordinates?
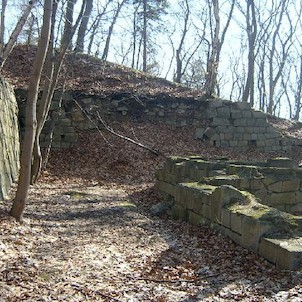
[0,78,20,200]
[15,90,294,151]
[155,157,302,270]
[195,101,291,151]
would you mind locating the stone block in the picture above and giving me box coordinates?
[188,211,205,225]
[195,128,205,139]
[241,216,272,252]
[222,132,233,140]
[254,189,270,205]
[270,192,296,205]
[221,140,230,147]
[206,108,218,118]
[291,203,302,215]
[232,102,251,110]
[203,127,217,139]
[245,127,254,133]
[230,110,242,119]
[234,118,247,127]
[230,212,242,234]
[243,133,251,140]
[252,110,267,119]
[217,107,230,118]
[258,237,277,265]
[259,236,302,270]
[63,133,78,143]
[221,227,242,245]
[156,180,177,197]
[250,179,265,190]
[221,207,231,228]
[238,141,248,147]
[170,204,188,221]
[211,117,230,126]
[242,111,252,118]
[208,100,223,108]
[202,203,212,219]
[229,141,238,147]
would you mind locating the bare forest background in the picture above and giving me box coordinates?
[2,0,302,119]
[1,0,302,221]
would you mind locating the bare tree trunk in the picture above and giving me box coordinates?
[174,0,190,83]
[242,0,257,105]
[10,0,53,222]
[142,0,147,72]
[74,0,92,53]
[31,0,87,183]
[267,0,289,114]
[0,0,7,57]
[293,53,302,120]
[204,0,220,96]
[102,0,126,60]
[26,13,37,46]
[87,15,100,55]
[62,0,77,50]
[0,0,37,69]
[131,5,139,68]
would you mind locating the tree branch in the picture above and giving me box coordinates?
[96,112,166,157]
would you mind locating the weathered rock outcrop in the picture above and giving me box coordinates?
[0,77,20,200]
[15,90,295,152]
[156,157,302,270]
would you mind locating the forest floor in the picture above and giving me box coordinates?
[2,46,302,301]
[1,122,302,301]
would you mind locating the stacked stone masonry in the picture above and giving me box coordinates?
[0,78,20,201]
[156,156,302,270]
[15,90,295,151]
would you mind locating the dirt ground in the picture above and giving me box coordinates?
[1,179,302,302]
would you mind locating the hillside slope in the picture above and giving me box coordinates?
[3,45,302,184]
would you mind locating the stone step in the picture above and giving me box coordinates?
[259,235,302,270]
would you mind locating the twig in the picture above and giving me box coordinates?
[132,273,220,284]
[74,99,112,146]
[71,283,123,302]
[96,111,167,158]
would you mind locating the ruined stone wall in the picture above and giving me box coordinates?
[15,90,294,151]
[0,78,20,200]
[155,157,302,270]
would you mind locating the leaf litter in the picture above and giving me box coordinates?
[1,121,302,301]
[2,45,302,301]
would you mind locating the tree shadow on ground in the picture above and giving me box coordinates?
[128,186,302,302]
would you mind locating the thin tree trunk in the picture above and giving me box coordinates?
[0,0,7,58]
[242,0,257,105]
[293,54,302,120]
[62,0,77,50]
[74,0,92,53]
[31,1,58,184]
[142,0,147,72]
[174,0,189,83]
[10,0,53,222]
[31,0,87,183]
[102,0,126,60]
[131,5,139,68]
[204,0,220,96]
[0,0,37,69]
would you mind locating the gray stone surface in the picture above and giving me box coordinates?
[0,77,20,200]
[156,157,302,270]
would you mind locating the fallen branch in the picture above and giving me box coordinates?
[96,111,167,158]
[130,273,221,284]
[74,99,112,146]
[71,283,123,302]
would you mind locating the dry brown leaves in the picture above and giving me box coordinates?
[2,45,302,302]
[2,45,201,98]
[1,183,302,301]
[1,121,302,301]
